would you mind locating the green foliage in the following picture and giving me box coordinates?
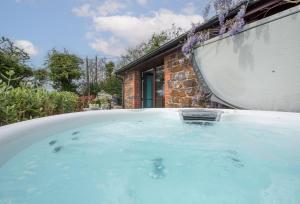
[0,37,33,87]
[33,68,48,87]
[84,77,122,98]
[48,91,78,114]
[86,82,101,96]
[143,32,169,53]
[0,73,79,126]
[105,61,114,78]
[119,25,183,67]
[0,37,30,62]
[94,90,112,109]
[100,75,122,98]
[82,61,122,98]
[47,49,83,92]
[0,72,17,125]
[102,62,121,97]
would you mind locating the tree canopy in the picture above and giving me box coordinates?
[101,61,121,98]
[118,24,183,67]
[0,37,33,87]
[105,61,114,78]
[46,49,83,92]
[33,68,48,87]
[83,61,122,98]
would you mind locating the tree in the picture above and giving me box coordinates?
[118,24,183,67]
[105,61,114,78]
[0,37,33,87]
[82,61,122,98]
[102,62,122,98]
[46,49,83,92]
[101,75,122,98]
[33,68,48,87]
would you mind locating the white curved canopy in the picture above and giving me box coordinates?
[193,5,300,112]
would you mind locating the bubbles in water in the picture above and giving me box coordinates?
[26,187,37,194]
[149,157,167,179]
[17,176,26,181]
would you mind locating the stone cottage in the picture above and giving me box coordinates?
[116,0,295,109]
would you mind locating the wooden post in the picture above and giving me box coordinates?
[95,56,98,83]
[86,57,90,100]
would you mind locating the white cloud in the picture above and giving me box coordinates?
[136,0,147,6]
[92,9,203,47]
[97,0,125,16]
[182,2,197,15]
[72,4,94,17]
[15,40,39,56]
[15,0,36,3]
[73,2,203,56]
[73,0,125,17]
[90,37,125,56]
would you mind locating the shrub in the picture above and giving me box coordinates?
[94,91,112,109]
[78,95,95,110]
[0,80,79,126]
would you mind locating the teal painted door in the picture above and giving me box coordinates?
[143,73,153,108]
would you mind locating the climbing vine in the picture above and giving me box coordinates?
[182,0,249,58]
[182,0,300,58]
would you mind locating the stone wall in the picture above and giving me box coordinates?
[123,70,141,109]
[164,51,211,108]
[121,50,215,109]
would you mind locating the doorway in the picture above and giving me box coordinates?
[142,70,154,108]
[141,66,164,108]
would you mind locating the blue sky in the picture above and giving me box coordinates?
[1,0,208,68]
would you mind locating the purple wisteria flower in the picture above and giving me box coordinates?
[228,5,246,35]
[182,33,200,57]
[218,12,226,25]
[214,0,233,23]
[219,24,227,34]
[182,0,248,58]
[237,4,246,18]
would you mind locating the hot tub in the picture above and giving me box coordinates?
[0,109,300,204]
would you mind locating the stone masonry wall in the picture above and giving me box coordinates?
[123,70,141,109]
[122,50,215,109]
[164,50,211,108]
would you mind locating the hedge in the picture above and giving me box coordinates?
[0,84,79,126]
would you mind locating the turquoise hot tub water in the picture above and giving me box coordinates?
[0,109,300,204]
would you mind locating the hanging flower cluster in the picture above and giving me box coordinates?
[181,24,210,57]
[228,5,246,35]
[182,0,248,58]
[213,0,233,27]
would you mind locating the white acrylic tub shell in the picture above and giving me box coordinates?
[1,109,300,166]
